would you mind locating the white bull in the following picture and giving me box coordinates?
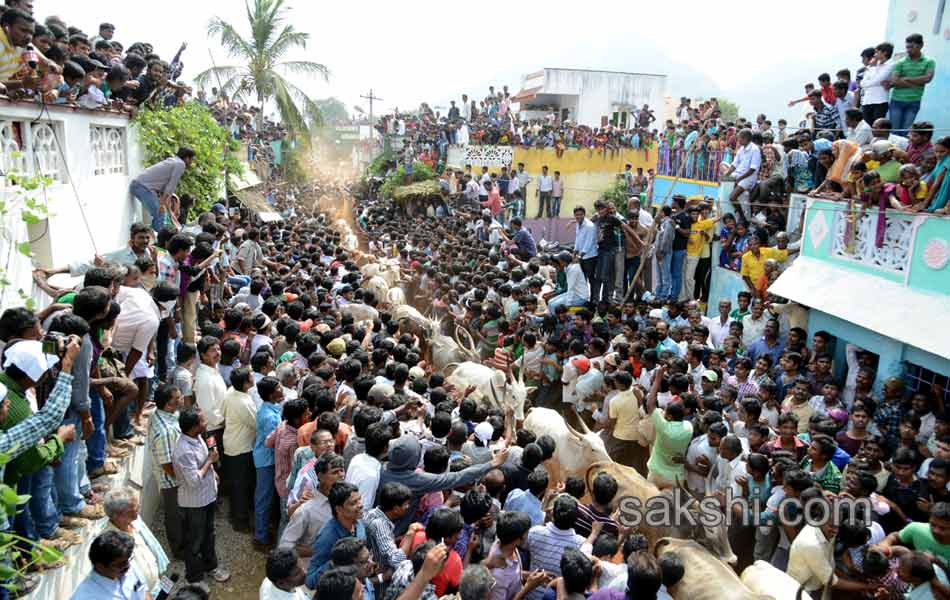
[363,275,389,305]
[741,561,810,600]
[394,305,435,338]
[444,361,533,421]
[387,287,407,308]
[338,303,379,324]
[523,407,611,482]
[429,323,479,372]
[656,538,773,600]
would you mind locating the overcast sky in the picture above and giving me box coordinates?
[42,0,889,123]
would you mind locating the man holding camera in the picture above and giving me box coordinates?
[0,335,82,557]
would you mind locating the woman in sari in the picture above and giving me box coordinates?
[922,136,950,213]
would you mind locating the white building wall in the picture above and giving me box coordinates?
[0,102,143,309]
[540,69,667,126]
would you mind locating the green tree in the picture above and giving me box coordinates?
[133,102,243,214]
[717,98,740,122]
[314,98,349,126]
[195,0,329,141]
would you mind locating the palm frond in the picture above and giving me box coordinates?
[271,75,310,140]
[266,26,309,59]
[248,0,284,60]
[194,65,245,89]
[276,60,329,82]
[207,18,254,60]
[274,76,324,131]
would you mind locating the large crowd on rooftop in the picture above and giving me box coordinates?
[0,4,949,600]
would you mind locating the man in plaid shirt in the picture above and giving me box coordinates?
[0,336,82,532]
[147,382,184,559]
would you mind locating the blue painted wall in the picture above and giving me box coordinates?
[886,0,950,131]
[808,310,907,395]
[651,176,720,207]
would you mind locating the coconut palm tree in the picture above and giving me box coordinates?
[195,0,328,140]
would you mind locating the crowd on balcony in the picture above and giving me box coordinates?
[0,4,287,166]
[375,85,664,172]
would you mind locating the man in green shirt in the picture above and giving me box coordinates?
[877,501,950,569]
[644,364,693,490]
[888,33,936,134]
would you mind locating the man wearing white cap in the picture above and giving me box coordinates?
[0,337,82,544]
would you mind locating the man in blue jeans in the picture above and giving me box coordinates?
[669,196,692,301]
[888,33,936,134]
[129,147,195,233]
[253,377,282,548]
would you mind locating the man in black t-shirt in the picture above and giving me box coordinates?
[591,200,623,304]
[669,195,692,301]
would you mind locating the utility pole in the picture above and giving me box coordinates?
[360,89,383,142]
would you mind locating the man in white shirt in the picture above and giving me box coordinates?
[193,336,228,445]
[859,42,895,125]
[345,422,390,512]
[259,547,310,600]
[221,367,258,532]
[707,299,734,349]
[548,252,590,314]
[721,129,761,222]
[685,421,724,495]
[536,165,554,218]
[710,435,747,498]
[844,109,873,148]
[787,513,839,598]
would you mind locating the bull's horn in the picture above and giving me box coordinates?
[565,420,585,440]
[675,476,698,502]
[454,324,479,361]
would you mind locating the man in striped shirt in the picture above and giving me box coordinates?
[0,10,32,91]
[147,383,184,559]
[172,407,230,584]
[523,495,597,600]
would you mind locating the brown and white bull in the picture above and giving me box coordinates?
[655,538,771,600]
[741,561,810,600]
[445,362,534,422]
[586,461,738,565]
[523,408,611,483]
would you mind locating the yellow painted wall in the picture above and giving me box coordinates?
[512,147,657,218]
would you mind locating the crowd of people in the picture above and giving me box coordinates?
[1,133,946,600]
[0,4,193,111]
[1,4,950,600]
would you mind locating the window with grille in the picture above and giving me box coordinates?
[90,126,127,176]
[904,362,950,403]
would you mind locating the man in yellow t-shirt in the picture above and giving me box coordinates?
[0,9,33,88]
[680,200,720,302]
[740,230,797,294]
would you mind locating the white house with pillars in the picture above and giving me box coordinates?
[512,67,667,127]
[0,100,144,309]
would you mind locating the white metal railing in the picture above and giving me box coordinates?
[831,207,914,273]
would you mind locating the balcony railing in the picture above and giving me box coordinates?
[829,205,915,273]
[657,143,725,183]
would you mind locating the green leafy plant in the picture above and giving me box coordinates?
[0,160,55,310]
[0,450,63,589]
[132,102,243,215]
[377,162,435,199]
[602,177,630,211]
